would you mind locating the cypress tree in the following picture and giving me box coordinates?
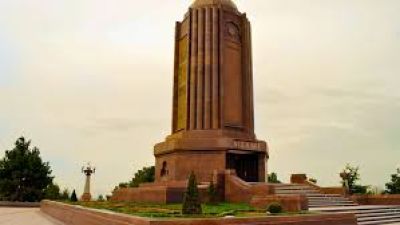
[70,189,78,202]
[182,172,202,215]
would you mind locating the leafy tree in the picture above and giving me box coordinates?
[113,166,155,193]
[268,172,281,183]
[129,166,155,187]
[182,172,202,215]
[113,182,129,193]
[385,168,400,194]
[70,189,78,202]
[340,164,368,194]
[97,195,105,202]
[44,183,61,200]
[0,137,53,202]
[60,189,70,200]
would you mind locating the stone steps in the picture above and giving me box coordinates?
[309,203,357,208]
[276,184,400,224]
[274,184,357,208]
[312,205,400,225]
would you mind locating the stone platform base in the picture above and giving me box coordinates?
[111,181,199,203]
[111,170,308,213]
[41,200,358,225]
[80,193,92,201]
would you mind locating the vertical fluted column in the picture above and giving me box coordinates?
[189,10,198,130]
[172,22,181,133]
[196,9,205,129]
[211,7,220,129]
[204,8,212,129]
[247,19,255,131]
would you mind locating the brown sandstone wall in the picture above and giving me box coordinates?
[155,151,226,183]
[250,195,308,212]
[351,195,400,205]
[41,200,149,225]
[150,214,357,225]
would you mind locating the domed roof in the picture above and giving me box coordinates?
[191,0,238,10]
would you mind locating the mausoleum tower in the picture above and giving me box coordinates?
[154,0,268,183]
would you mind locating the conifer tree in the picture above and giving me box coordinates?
[182,172,202,215]
[70,190,78,202]
[0,137,53,202]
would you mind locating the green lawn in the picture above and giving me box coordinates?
[68,201,266,218]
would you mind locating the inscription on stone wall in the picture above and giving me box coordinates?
[233,141,262,151]
[176,36,188,130]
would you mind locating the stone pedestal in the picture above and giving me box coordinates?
[80,193,92,202]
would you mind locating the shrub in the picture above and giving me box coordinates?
[182,172,202,215]
[267,173,281,183]
[208,180,218,204]
[267,202,283,214]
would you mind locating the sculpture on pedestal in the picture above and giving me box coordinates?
[81,163,95,201]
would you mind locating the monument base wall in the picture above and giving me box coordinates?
[154,130,268,183]
[250,195,308,212]
[155,151,226,183]
[41,200,358,225]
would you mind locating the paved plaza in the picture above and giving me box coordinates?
[0,207,64,225]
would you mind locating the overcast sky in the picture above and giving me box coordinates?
[0,0,399,197]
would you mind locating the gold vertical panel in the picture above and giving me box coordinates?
[177,37,189,130]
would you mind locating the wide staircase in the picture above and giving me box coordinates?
[274,184,400,225]
[274,183,357,208]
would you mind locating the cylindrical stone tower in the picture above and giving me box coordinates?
[154,0,268,183]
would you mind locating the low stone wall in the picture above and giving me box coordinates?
[224,170,273,203]
[319,187,347,196]
[250,195,308,212]
[41,200,358,225]
[290,174,347,196]
[0,201,40,207]
[41,200,149,225]
[111,184,210,204]
[351,195,400,205]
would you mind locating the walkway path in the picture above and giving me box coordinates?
[0,207,64,225]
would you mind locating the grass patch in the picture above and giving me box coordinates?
[63,201,314,219]
[66,201,265,218]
